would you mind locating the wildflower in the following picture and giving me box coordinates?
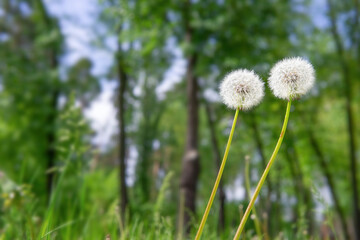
[195,69,264,240]
[268,57,315,100]
[233,57,316,240]
[219,69,264,110]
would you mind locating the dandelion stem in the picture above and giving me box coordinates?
[195,108,240,240]
[233,100,292,240]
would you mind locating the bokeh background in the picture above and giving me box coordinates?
[0,0,359,239]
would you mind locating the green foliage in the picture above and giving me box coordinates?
[1,0,359,239]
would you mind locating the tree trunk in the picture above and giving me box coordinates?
[327,1,360,238]
[180,51,199,232]
[308,127,351,240]
[36,0,59,198]
[292,150,314,235]
[46,31,59,198]
[138,103,152,203]
[117,50,129,224]
[179,0,200,233]
[204,102,225,232]
[249,112,272,239]
[350,0,359,60]
[285,145,302,216]
[285,131,314,235]
[46,89,59,197]
[138,83,164,202]
[270,167,283,237]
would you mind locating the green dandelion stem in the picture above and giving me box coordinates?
[233,100,292,240]
[195,108,240,240]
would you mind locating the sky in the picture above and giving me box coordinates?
[45,0,187,150]
[45,0,117,149]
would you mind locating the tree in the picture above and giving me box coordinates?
[179,0,201,232]
[116,40,129,223]
[326,0,360,238]
[33,0,63,197]
[203,100,225,231]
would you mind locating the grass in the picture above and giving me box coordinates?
[0,163,336,240]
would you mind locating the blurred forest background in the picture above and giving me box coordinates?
[0,0,359,239]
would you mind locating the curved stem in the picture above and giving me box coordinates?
[233,100,292,240]
[195,108,240,240]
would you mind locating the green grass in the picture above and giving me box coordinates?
[0,165,331,240]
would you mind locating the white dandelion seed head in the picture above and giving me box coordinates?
[268,57,315,100]
[219,69,265,110]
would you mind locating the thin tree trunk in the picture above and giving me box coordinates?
[138,84,164,202]
[285,144,302,215]
[250,113,273,193]
[36,0,59,198]
[249,113,271,240]
[138,89,152,202]
[249,113,273,224]
[292,149,314,235]
[285,131,314,235]
[204,102,225,232]
[327,1,360,238]
[180,53,200,232]
[46,89,59,197]
[270,166,283,237]
[46,34,59,198]
[351,0,359,60]
[117,47,129,224]
[307,127,351,240]
[179,0,200,231]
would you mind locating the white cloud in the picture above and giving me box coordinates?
[84,80,118,149]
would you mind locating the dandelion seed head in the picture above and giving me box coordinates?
[268,57,315,100]
[219,69,264,110]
